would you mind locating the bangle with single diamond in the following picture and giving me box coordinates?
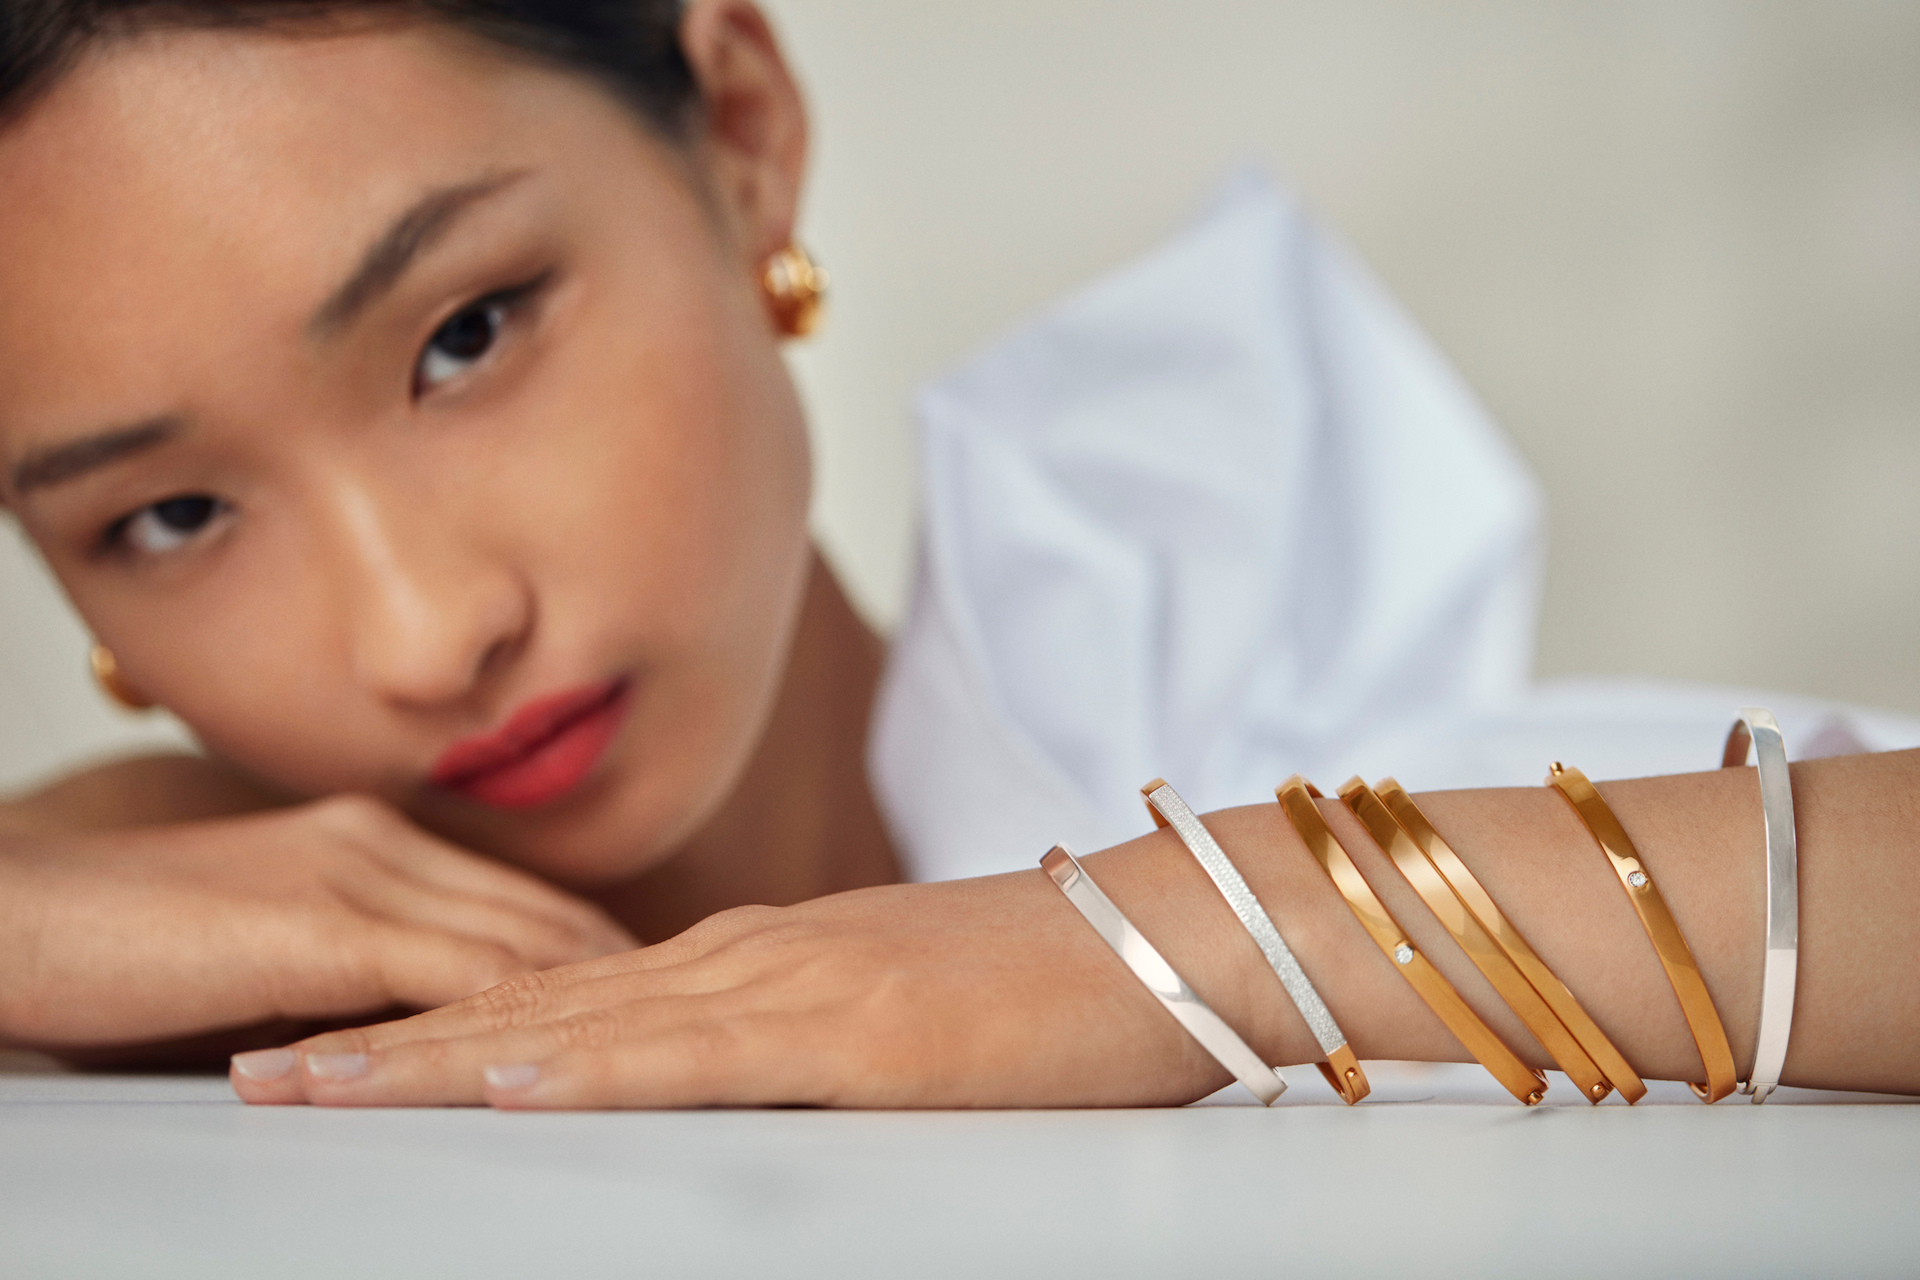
[1278,775,1547,1105]
[1548,762,1737,1103]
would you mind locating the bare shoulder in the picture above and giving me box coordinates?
[0,753,290,836]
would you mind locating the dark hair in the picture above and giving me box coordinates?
[0,0,697,129]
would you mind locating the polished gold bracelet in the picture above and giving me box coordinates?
[1342,777,1639,1105]
[1373,779,1647,1104]
[1277,776,1547,1105]
[1547,762,1738,1103]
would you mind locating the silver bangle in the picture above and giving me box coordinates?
[1723,708,1800,1102]
[1141,780,1368,1103]
[1040,844,1288,1105]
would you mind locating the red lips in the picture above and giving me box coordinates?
[430,678,631,810]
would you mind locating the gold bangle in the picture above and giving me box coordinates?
[1547,763,1738,1103]
[1374,779,1647,1104]
[1277,776,1547,1105]
[1342,778,1636,1105]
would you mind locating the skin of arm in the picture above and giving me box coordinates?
[235,748,1920,1108]
[0,778,639,1059]
[0,752,288,837]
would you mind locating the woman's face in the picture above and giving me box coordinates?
[0,18,815,882]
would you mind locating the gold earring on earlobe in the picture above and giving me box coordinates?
[90,644,155,712]
[761,242,828,338]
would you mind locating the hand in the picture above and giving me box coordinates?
[231,866,1232,1109]
[0,794,637,1053]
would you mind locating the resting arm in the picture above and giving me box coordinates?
[0,752,287,837]
[1113,746,1918,1095]
[241,747,1920,1108]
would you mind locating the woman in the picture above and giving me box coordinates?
[0,0,1914,1106]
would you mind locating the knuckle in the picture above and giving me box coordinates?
[294,1024,375,1057]
[460,941,530,992]
[551,1005,627,1051]
[305,792,398,838]
[684,903,787,947]
[462,968,555,1032]
[676,1017,746,1068]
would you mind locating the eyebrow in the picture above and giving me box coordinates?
[307,170,531,338]
[9,417,181,497]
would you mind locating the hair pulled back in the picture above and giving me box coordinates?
[0,0,696,129]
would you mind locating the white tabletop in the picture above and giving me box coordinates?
[3,1056,1914,1278]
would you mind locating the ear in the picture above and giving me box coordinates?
[678,0,809,267]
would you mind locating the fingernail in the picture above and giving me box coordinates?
[304,1052,370,1082]
[484,1062,540,1091]
[231,1048,297,1082]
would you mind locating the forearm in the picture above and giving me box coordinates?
[1081,748,1920,1096]
[0,753,287,838]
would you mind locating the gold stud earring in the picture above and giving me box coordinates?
[761,243,828,338]
[90,644,155,712]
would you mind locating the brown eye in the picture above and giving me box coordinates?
[416,299,507,392]
[121,495,227,555]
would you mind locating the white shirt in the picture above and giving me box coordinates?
[870,172,1920,884]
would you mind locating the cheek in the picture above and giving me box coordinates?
[515,257,813,656]
[434,268,816,876]
[73,537,395,796]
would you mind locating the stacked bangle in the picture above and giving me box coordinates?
[1142,779,1369,1104]
[1723,709,1799,1102]
[1339,777,1630,1104]
[1370,779,1646,1104]
[1040,705,1794,1109]
[1040,844,1289,1105]
[1548,763,1738,1102]
[1277,776,1548,1105]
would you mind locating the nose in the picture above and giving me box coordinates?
[322,475,533,710]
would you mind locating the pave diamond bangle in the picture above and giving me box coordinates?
[1277,776,1548,1105]
[1371,779,1646,1104]
[1040,844,1289,1105]
[1723,709,1799,1103]
[1142,779,1369,1105]
[1339,777,1622,1105]
[1548,763,1738,1103]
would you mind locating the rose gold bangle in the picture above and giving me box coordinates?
[1040,845,1289,1105]
[1372,779,1647,1104]
[1277,776,1547,1105]
[1547,763,1738,1103]
[1342,777,1638,1105]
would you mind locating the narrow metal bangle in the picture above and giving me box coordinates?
[1723,709,1799,1103]
[1374,779,1647,1104]
[1040,845,1288,1105]
[1277,777,1548,1105]
[1340,777,1615,1104]
[1142,780,1369,1105]
[1548,763,1739,1103]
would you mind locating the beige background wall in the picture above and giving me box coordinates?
[2,1,1916,790]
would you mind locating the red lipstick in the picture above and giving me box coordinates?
[430,678,630,810]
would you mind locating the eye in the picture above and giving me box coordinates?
[115,495,229,556]
[416,297,509,392]
[413,273,552,397]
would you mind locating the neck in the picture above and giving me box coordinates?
[594,550,900,941]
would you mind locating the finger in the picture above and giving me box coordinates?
[484,1014,832,1110]
[373,842,639,957]
[275,947,753,1094]
[293,990,757,1107]
[329,858,613,971]
[315,796,638,955]
[231,924,529,1105]
[284,914,784,1060]
[374,829,639,955]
